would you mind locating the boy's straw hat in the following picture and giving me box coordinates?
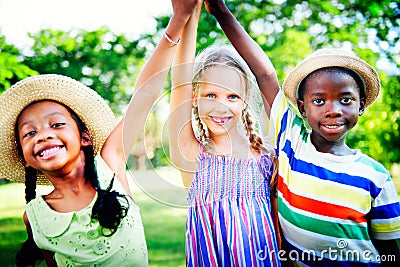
[282,48,380,107]
[0,74,116,185]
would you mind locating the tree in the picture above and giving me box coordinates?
[22,27,147,115]
[0,35,38,92]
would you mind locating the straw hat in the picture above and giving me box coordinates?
[282,48,380,107]
[0,74,116,185]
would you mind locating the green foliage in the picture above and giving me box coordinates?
[151,145,170,168]
[22,27,147,114]
[0,36,38,92]
[348,75,400,168]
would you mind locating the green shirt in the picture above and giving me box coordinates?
[26,154,148,266]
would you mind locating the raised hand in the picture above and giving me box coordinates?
[172,0,203,19]
[204,0,227,16]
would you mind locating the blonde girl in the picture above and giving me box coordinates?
[168,4,280,266]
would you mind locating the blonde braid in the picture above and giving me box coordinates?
[193,106,208,146]
[241,105,263,153]
[270,154,278,193]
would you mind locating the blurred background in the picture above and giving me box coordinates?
[0,0,399,266]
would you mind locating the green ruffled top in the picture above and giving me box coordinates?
[26,155,148,266]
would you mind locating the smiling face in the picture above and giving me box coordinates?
[194,65,247,140]
[297,68,366,151]
[16,101,91,176]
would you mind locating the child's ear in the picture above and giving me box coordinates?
[297,99,307,117]
[81,130,93,147]
[359,97,366,116]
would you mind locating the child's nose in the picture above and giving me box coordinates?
[325,101,343,117]
[35,129,55,143]
[214,99,230,112]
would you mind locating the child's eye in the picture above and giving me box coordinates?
[205,93,216,99]
[23,131,36,138]
[51,123,65,128]
[228,94,240,100]
[341,97,354,104]
[312,99,324,105]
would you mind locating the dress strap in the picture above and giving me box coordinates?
[200,142,205,153]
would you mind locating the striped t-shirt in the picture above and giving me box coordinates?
[269,91,400,266]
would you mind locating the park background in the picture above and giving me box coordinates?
[0,0,399,266]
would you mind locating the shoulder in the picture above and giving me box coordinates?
[23,210,30,228]
[356,151,390,176]
[95,154,130,195]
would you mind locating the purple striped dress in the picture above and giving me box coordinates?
[186,148,280,267]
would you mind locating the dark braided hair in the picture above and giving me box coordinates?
[14,101,129,266]
[15,167,44,267]
[82,145,130,236]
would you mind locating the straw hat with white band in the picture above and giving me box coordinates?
[0,74,116,185]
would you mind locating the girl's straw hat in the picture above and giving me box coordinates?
[282,48,380,107]
[0,74,116,185]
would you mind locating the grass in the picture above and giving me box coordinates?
[1,167,399,267]
[131,167,188,267]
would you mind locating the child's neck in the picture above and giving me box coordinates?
[44,164,96,212]
[206,132,258,159]
[311,134,355,156]
[45,179,96,213]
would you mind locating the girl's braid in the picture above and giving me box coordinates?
[193,106,208,145]
[82,145,130,237]
[15,168,44,267]
[24,167,37,203]
[270,154,279,193]
[241,104,263,153]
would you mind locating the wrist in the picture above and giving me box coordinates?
[163,31,181,46]
[164,15,188,43]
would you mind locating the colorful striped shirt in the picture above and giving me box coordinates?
[269,91,400,266]
[186,148,281,267]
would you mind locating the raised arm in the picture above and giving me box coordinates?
[168,3,202,182]
[101,0,201,190]
[205,0,279,113]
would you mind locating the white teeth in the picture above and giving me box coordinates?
[212,117,228,123]
[40,147,61,157]
[326,125,339,129]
